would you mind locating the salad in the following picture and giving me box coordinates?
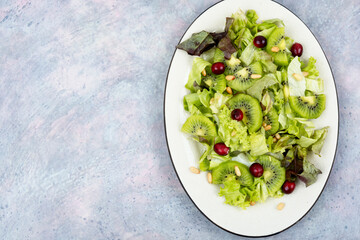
[177,9,328,209]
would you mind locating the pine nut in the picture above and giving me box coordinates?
[277,202,285,210]
[302,71,309,77]
[207,172,212,183]
[275,133,281,139]
[226,87,233,95]
[271,46,280,52]
[292,73,303,81]
[190,166,200,174]
[250,74,262,79]
[226,75,235,81]
[250,201,256,206]
[264,125,272,131]
[273,137,277,143]
[262,122,267,127]
[234,166,241,177]
[201,69,206,76]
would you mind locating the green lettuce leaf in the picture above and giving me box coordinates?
[249,129,268,156]
[240,43,257,65]
[297,136,317,148]
[255,26,276,39]
[311,127,329,156]
[288,57,306,96]
[234,28,253,50]
[198,89,213,108]
[258,19,284,30]
[209,92,231,113]
[186,58,211,92]
[261,91,273,114]
[254,50,277,73]
[183,93,201,111]
[272,134,296,153]
[213,47,225,63]
[246,74,278,101]
[199,143,211,171]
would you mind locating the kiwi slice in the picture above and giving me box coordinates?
[266,28,289,66]
[227,62,263,91]
[202,72,227,93]
[224,55,241,75]
[289,94,326,119]
[257,155,285,194]
[227,94,263,132]
[181,115,217,137]
[212,161,254,186]
[264,108,279,136]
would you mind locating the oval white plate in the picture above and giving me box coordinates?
[164,0,339,237]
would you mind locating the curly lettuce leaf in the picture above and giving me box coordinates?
[302,57,319,79]
[230,9,247,33]
[246,10,258,33]
[219,177,249,208]
[217,106,250,152]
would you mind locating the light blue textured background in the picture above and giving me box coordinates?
[0,0,359,239]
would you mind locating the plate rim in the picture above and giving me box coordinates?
[163,0,339,237]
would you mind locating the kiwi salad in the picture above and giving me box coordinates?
[177,9,328,209]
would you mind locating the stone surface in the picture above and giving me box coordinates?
[0,0,359,239]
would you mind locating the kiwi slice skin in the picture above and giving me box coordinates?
[227,62,263,91]
[264,108,280,136]
[227,94,263,132]
[256,155,285,194]
[212,161,254,186]
[266,28,289,67]
[181,115,217,137]
[289,94,326,119]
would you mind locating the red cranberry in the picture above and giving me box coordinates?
[211,62,225,75]
[291,43,303,57]
[214,143,229,156]
[253,36,267,48]
[231,109,243,121]
[282,180,296,194]
[249,163,264,177]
